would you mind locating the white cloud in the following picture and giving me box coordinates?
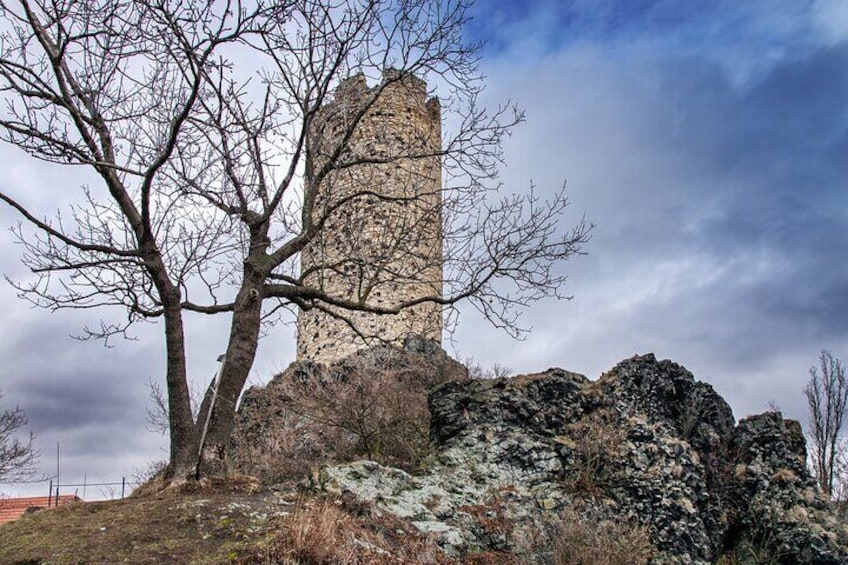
[813,0,848,44]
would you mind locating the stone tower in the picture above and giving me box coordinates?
[296,71,443,364]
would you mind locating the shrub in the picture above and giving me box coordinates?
[564,409,625,495]
[549,507,654,565]
[717,499,788,565]
[464,358,513,380]
[288,358,432,469]
[233,343,468,482]
[246,497,448,565]
[716,544,780,565]
[282,345,455,472]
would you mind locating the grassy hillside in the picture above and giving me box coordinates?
[0,479,454,565]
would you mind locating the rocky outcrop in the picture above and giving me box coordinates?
[591,355,735,560]
[303,352,848,564]
[725,412,846,563]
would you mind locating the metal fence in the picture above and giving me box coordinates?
[44,476,143,506]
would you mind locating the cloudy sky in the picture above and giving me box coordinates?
[2,0,847,498]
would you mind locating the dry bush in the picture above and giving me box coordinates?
[0,389,38,484]
[454,486,527,554]
[235,344,466,482]
[234,406,347,483]
[549,507,655,565]
[716,531,785,565]
[128,458,169,496]
[288,356,434,470]
[464,358,513,380]
[716,498,788,565]
[260,497,448,565]
[272,499,362,564]
[564,409,625,495]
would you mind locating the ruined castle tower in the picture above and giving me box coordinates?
[296,71,443,363]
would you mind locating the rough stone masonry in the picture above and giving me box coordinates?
[297,71,443,364]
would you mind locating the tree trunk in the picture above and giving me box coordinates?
[195,268,265,478]
[162,295,199,482]
[144,248,197,484]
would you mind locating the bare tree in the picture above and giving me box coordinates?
[145,376,206,436]
[0,390,38,485]
[804,350,848,497]
[464,358,513,380]
[0,0,590,482]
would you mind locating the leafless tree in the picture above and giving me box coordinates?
[464,358,513,379]
[804,350,848,497]
[0,390,38,485]
[0,0,591,482]
[145,376,205,436]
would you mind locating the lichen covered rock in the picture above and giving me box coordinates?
[240,350,848,564]
[724,412,848,563]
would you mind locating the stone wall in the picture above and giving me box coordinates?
[296,71,443,363]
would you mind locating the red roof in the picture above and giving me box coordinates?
[0,495,81,525]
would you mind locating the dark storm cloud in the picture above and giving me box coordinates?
[454,2,848,426]
[0,198,165,494]
[0,308,160,436]
[688,42,848,340]
[0,306,169,493]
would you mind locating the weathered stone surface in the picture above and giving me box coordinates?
[596,354,735,560]
[724,412,848,564]
[303,352,848,564]
[296,72,444,364]
[428,368,588,446]
[596,354,735,459]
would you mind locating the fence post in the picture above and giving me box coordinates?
[121,477,126,499]
[47,479,53,508]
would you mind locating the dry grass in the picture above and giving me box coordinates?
[550,507,655,565]
[564,409,625,495]
[715,541,784,565]
[235,346,466,483]
[0,488,273,564]
[236,497,450,565]
[0,484,450,565]
[268,499,366,564]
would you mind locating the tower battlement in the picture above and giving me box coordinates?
[296,71,443,363]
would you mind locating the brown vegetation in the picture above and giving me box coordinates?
[549,506,655,565]
[233,345,467,483]
[0,483,451,565]
[249,498,448,565]
[564,408,625,495]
